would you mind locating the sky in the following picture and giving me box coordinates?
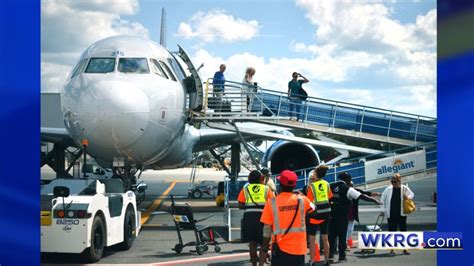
[41,0,437,117]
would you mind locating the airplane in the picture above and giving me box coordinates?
[41,35,372,189]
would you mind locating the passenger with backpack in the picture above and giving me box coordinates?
[287,72,309,121]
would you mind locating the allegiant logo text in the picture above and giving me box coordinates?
[377,159,415,175]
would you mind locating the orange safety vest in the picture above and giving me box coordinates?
[269,193,307,255]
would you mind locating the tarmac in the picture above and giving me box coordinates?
[41,167,438,265]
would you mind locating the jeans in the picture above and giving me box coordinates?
[289,97,302,119]
[346,220,355,241]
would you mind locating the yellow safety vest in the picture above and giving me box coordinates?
[243,183,268,212]
[310,180,331,214]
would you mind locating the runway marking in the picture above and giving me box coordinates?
[141,181,177,225]
[151,252,248,265]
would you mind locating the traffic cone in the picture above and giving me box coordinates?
[348,237,353,248]
[314,243,321,262]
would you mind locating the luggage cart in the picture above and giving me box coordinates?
[360,213,384,254]
[169,195,221,255]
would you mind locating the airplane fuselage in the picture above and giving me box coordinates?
[62,36,196,169]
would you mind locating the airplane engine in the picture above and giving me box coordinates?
[262,140,320,175]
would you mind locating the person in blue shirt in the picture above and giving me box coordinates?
[287,72,309,121]
[212,64,226,97]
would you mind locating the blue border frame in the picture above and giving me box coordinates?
[0,0,473,265]
[0,0,40,265]
[438,51,474,265]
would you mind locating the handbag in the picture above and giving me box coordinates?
[272,198,300,257]
[298,88,308,101]
[403,186,416,214]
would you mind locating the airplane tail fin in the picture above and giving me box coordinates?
[160,8,166,47]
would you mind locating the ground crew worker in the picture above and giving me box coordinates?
[238,170,275,266]
[307,165,332,266]
[259,170,315,266]
[261,168,277,194]
[329,172,382,262]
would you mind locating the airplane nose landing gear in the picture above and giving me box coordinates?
[112,157,141,191]
[113,167,135,191]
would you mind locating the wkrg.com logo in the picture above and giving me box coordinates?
[358,232,463,250]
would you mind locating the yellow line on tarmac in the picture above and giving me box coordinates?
[140,181,177,225]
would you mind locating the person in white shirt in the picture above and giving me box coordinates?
[241,67,256,112]
[381,173,414,255]
[260,168,276,194]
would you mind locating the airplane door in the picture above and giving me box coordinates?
[177,45,203,111]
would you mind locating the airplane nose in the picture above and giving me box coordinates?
[76,80,150,149]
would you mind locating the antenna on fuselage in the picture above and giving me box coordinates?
[160,8,166,48]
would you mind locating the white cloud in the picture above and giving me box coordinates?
[193,49,384,96]
[290,0,437,116]
[318,86,436,117]
[41,62,72,93]
[396,51,436,84]
[41,0,148,92]
[176,10,259,43]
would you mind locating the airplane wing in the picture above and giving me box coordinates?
[193,123,292,152]
[41,127,73,144]
[196,122,382,155]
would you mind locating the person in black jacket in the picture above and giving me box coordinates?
[346,182,381,250]
[329,173,382,262]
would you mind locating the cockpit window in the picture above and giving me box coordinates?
[150,59,168,78]
[159,61,177,81]
[71,58,87,79]
[168,57,186,81]
[118,58,149,74]
[85,58,115,73]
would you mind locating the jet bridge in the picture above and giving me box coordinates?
[194,79,437,147]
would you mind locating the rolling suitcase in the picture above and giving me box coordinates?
[360,213,384,254]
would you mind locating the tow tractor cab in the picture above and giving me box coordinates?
[41,178,142,262]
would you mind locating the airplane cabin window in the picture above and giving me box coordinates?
[159,61,177,81]
[118,58,150,74]
[85,58,115,73]
[168,57,186,81]
[150,59,168,79]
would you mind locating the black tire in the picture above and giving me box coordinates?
[174,243,183,254]
[118,206,136,250]
[214,246,221,253]
[206,162,212,168]
[196,245,206,255]
[83,215,105,262]
[192,189,202,199]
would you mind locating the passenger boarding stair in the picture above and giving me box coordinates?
[194,79,437,147]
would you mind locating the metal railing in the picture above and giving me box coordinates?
[272,141,437,189]
[201,78,437,144]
